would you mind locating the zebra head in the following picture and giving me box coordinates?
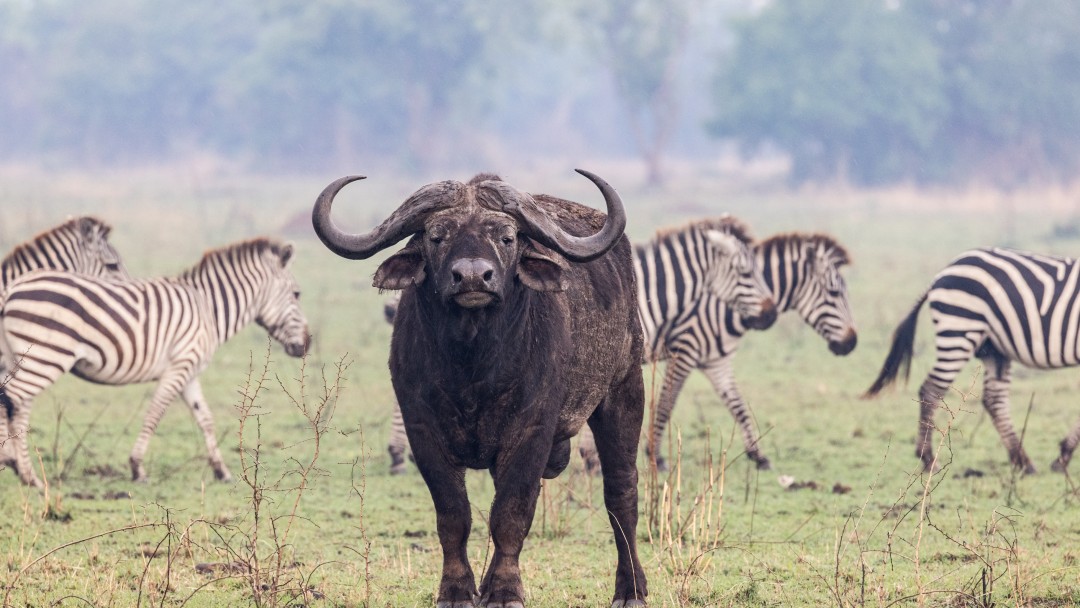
[253,242,311,357]
[703,223,777,330]
[796,239,856,356]
[73,217,130,280]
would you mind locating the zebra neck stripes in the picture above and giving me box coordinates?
[0,216,129,292]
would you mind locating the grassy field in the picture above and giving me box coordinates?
[1,166,1080,607]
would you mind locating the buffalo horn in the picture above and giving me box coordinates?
[500,169,627,263]
[312,175,461,260]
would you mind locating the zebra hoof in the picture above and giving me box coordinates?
[1050,458,1069,473]
[389,464,409,476]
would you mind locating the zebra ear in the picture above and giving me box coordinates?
[704,230,740,258]
[278,243,295,267]
[373,245,426,290]
[77,217,103,242]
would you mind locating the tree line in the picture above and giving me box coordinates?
[1,0,1078,186]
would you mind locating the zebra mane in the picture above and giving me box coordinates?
[758,232,851,266]
[182,237,289,277]
[2,216,112,265]
[651,215,754,244]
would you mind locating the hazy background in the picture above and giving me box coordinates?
[2,0,1079,191]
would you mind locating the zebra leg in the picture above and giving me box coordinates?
[915,331,980,473]
[1052,417,1080,472]
[701,356,770,470]
[577,424,601,475]
[129,373,187,482]
[979,356,1034,474]
[387,400,411,475]
[7,396,42,487]
[648,355,694,472]
[181,378,232,482]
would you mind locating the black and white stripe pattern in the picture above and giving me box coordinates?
[0,238,310,486]
[866,247,1080,474]
[1,216,129,292]
[384,217,781,474]
[0,216,130,470]
[584,232,856,472]
[635,217,777,363]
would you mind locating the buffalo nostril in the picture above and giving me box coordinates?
[452,271,463,284]
[482,270,493,282]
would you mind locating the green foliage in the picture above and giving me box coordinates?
[709,0,1080,186]
[709,0,946,185]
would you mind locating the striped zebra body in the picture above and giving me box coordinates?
[0,216,129,469]
[0,238,310,486]
[383,216,778,475]
[866,247,1080,474]
[0,216,129,292]
[633,232,855,471]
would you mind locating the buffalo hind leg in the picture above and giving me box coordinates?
[588,373,648,607]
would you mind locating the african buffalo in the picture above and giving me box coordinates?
[312,171,647,607]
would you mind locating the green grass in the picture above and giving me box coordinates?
[2,168,1080,606]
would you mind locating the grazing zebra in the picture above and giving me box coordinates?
[582,231,856,472]
[0,238,310,487]
[0,216,130,468]
[866,247,1080,474]
[384,216,780,474]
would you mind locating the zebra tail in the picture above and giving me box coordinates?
[862,292,928,398]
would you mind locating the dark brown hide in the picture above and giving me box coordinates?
[313,173,647,607]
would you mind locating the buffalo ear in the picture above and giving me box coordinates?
[518,244,566,292]
[374,246,426,290]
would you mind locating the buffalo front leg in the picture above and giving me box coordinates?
[409,429,477,607]
[130,371,189,482]
[701,356,770,469]
[480,425,559,607]
[588,374,648,607]
[181,378,232,481]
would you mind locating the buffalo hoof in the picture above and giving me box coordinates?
[611,600,646,607]
[436,601,476,608]
[480,601,523,608]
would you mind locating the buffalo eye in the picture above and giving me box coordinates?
[428,228,447,245]
[502,235,515,246]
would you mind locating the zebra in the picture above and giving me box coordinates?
[0,238,310,487]
[0,216,130,468]
[865,247,1080,475]
[1,215,129,292]
[581,231,856,472]
[384,215,780,474]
